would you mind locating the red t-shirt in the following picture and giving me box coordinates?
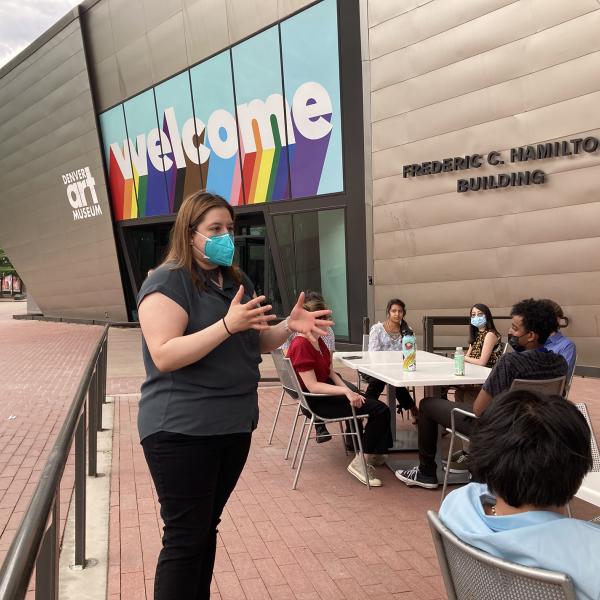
[287,336,331,391]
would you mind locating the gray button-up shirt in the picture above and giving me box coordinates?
[137,263,262,441]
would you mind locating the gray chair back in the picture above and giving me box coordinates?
[575,403,600,472]
[271,348,300,400]
[564,353,577,399]
[427,511,577,600]
[509,376,566,397]
[272,349,329,416]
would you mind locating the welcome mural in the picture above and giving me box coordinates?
[98,0,343,221]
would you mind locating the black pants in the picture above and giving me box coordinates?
[364,377,415,410]
[417,397,475,477]
[142,431,252,600]
[305,392,393,455]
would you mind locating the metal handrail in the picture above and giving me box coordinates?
[422,315,511,354]
[0,323,110,600]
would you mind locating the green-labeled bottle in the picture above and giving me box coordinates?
[454,346,465,376]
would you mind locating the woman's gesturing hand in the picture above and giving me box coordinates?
[287,292,334,342]
[224,286,277,333]
[345,390,365,408]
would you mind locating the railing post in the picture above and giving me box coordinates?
[101,338,108,405]
[35,491,59,600]
[73,408,86,568]
[96,358,103,433]
[88,372,98,477]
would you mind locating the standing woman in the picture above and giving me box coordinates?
[137,191,331,600]
[366,299,418,423]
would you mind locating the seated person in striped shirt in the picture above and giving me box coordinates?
[395,298,568,490]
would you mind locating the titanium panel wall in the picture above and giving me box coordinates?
[84,0,315,112]
[366,0,600,366]
[0,14,127,320]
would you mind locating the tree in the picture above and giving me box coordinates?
[0,248,16,276]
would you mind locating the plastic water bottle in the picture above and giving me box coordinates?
[454,346,465,376]
[402,333,417,372]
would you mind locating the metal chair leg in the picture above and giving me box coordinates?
[441,427,456,507]
[284,403,301,460]
[268,388,286,445]
[339,422,349,456]
[292,416,308,469]
[292,417,314,490]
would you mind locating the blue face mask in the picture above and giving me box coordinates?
[471,315,487,328]
[197,232,235,267]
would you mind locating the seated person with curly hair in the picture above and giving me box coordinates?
[440,389,600,600]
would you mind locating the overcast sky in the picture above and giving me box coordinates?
[0,0,81,68]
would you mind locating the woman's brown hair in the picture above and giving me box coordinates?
[303,293,328,313]
[162,190,241,290]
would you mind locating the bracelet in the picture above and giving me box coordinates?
[222,317,233,336]
[283,316,291,333]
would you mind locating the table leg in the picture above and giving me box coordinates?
[387,383,418,452]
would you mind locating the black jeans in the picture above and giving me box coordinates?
[305,393,393,454]
[417,397,475,477]
[142,431,252,600]
[364,377,415,411]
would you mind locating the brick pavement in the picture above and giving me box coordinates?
[0,317,104,594]
[106,370,600,600]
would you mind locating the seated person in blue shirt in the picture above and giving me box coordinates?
[395,298,568,489]
[543,299,577,382]
[440,389,599,600]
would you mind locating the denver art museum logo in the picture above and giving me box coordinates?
[62,167,103,221]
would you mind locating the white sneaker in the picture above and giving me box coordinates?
[347,457,382,487]
[368,454,387,466]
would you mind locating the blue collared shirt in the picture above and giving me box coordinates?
[545,331,576,381]
[440,483,600,600]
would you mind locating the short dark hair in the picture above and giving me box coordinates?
[469,390,592,508]
[386,298,406,316]
[510,298,557,344]
[542,298,569,329]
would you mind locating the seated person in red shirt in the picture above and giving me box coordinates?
[287,296,393,487]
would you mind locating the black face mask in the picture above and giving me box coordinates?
[508,333,527,352]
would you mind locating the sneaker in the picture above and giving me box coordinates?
[315,423,332,443]
[347,457,382,487]
[368,454,387,466]
[442,450,463,465]
[395,466,438,489]
[443,451,469,474]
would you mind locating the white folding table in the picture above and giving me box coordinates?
[335,350,491,449]
[576,472,600,507]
